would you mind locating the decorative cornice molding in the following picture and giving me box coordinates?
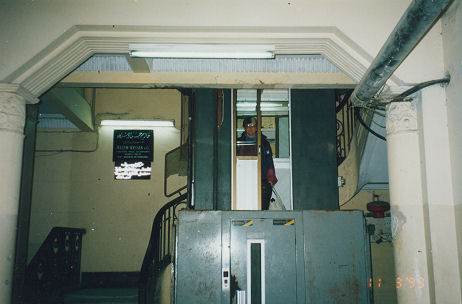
[386,101,418,136]
[0,84,39,104]
[9,25,403,96]
[0,92,26,133]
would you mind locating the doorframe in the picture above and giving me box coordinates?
[232,89,263,210]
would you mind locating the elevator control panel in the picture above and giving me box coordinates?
[222,268,230,289]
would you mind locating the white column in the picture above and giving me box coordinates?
[386,100,432,303]
[0,88,27,303]
[418,86,462,303]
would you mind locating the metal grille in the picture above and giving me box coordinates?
[77,54,342,73]
[38,114,78,129]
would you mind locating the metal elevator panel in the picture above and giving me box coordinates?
[175,211,223,303]
[303,211,372,303]
[175,210,371,304]
[229,215,298,304]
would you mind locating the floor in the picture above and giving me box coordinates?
[63,288,138,304]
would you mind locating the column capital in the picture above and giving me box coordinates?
[0,91,27,134]
[0,84,39,104]
[386,101,418,136]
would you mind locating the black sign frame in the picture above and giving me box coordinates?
[113,129,154,163]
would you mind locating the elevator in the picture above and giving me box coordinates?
[175,210,372,303]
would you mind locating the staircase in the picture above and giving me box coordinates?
[63,288,138,303]
[24,227,86,303]
[22,192,186,304]
[24,227,139,304]
[138,193,188,304]
[23,142,188,304]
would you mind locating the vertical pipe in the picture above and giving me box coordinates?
[187,92,195,208]
[349,98,354,148]
[346,97,351,153]
[341,104,346,161]
[163,215,167,259]
[213,90,218,210]
[232,90,237,211]
[167,208,171,257]
[160,221,162,262]
[256,90,262,210]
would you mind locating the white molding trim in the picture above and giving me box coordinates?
[10,25,404,96]
[0,84,39,104]
[386,100,419,136]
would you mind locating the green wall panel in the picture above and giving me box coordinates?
[291,89,338,210]
[216,90,231,211]
[193,89,231,210]
[193,89,217,210]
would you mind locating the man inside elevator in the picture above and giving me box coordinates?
[238,117,277,210]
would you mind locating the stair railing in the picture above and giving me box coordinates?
[24,227,86,304]
[138,193,188,304]
[336,89,356,165]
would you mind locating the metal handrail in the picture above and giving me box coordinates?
[138,193,188,304]
[336,90,356,165]
[24,227,86,304]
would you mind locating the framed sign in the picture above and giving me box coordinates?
[113,130,153,180]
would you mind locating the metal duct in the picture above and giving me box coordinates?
[351,0,453,106]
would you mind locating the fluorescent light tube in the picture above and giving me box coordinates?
[129,44,275,59]
[101,120,174,127]
[237,102,284,108]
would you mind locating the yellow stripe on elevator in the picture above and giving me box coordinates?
[273,219,295,226]
[232,220,254,226]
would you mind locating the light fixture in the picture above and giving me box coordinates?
[237,102,288,113]
[129,44,275,59]
[101,119,174,127]
[237,102,285,108]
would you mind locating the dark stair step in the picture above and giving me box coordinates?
[63,288,138,304]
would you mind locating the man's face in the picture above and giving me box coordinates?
[245,122,257,138]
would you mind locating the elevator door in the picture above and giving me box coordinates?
[233,89,292,211]
[230,217,297,304]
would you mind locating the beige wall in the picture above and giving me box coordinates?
[1,0,444,86]
[340,190,397,304]
[29,88,184,272]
